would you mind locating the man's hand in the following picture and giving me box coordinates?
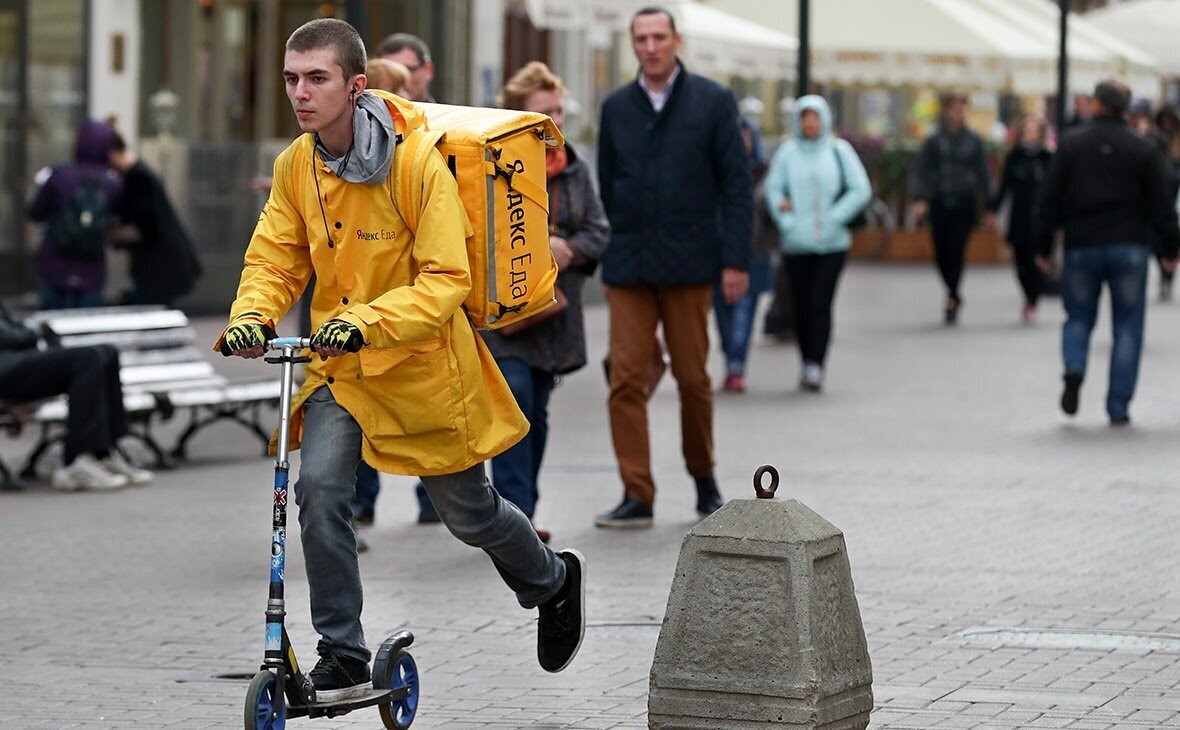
[550,236,575,270]
[1035,255,1053,273]
[220,322,275,359]
[310,320,364,361]
[721,267,749,305]
[910,200,928,224]
[779,197,793,213]
[1163,257,1178,274]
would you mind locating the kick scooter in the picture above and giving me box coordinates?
[244,337,420,729]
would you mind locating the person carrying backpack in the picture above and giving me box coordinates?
[27,119,121,310]
[218,19,585,703]
[764,95,871,392]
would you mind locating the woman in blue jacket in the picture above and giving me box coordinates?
[765,95,871,391]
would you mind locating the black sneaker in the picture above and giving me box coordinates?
[1061,373,1082,416]
[944,296,961,326]
[593,497,653,528]
[1110,414,1131,427]
[308,653,372,703]
[538,549,586,673]
[694,475,724,518]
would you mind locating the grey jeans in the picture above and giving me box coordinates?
[296,386,566,662]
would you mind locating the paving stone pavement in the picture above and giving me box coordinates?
[2,262,1179,729]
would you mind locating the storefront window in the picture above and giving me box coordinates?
[27,0,85,175]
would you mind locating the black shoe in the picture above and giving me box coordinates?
[538,549,586,673]
[353,508,375,528]
[694,474,724,517]
[308,653,371,703]
[944,296,961,326]
[1061,373,1082,416]
[1110,414,1131,427]
[593,497,653,528]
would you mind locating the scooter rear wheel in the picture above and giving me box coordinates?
[244,670,286,730]
[375,648,419,729]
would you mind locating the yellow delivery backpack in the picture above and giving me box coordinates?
[392,102,563,330]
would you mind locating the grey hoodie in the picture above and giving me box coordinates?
[314,91,396,185]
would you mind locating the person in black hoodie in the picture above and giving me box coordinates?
[988,115,1052,324]
[909,91,991,325]
[1036,79,1179,425]
[107,131,201,306]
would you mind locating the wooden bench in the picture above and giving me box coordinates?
[0,306,280,487]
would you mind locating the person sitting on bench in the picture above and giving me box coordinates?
[0,302,153,490]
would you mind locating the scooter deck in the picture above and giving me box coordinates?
[287,686,410,719]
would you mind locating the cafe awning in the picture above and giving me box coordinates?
[524,0,797,78]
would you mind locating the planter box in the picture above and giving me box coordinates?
[850,228,1010,264]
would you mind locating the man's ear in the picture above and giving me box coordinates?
[352,73,368,98]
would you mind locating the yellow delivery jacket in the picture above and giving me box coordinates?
[216,92,527,475]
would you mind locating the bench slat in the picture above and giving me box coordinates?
[41,309,191,336]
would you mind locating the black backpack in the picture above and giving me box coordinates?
[49,177,110,259]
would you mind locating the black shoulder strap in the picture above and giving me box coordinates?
[833,143,847,201]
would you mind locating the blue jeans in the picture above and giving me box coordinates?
[297,387,566,662]
[713,253,772,376]
[38,282,103,310]
[1060,244,1149,420]
[490,357,555,518]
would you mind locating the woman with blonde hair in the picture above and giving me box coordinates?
[364,57,410,97]
[988,114,1052,323]
[483,61,609,542]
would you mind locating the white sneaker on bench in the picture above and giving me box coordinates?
[102,452,153,486]
[52,454,129,491]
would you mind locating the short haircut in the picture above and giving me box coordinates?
[375,33,431,64]
[365,58,410,94]
[109,128,127,153]
[286,18,367,79]
[941,90,969,108]
[631,5,677,35]
[497,61,566,111]
[1094,79,1131,117]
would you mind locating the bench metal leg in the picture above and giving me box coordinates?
[0,457,28,491]
[20,425,60,480]
[171,402,274,461]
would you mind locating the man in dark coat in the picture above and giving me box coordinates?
[594,5,752,528]
[108,132,201,306]
[1036,79,1179,425]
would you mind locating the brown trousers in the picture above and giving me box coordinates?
[607,283,715,506]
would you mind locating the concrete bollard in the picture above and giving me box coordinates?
[648,466,873,729]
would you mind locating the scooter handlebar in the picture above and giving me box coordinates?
[266,337,312,351]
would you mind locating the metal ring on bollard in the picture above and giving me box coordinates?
[753,465,779,498]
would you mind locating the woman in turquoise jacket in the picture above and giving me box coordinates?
[765,95,871,391]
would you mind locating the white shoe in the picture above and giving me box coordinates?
[801,362,824,392]
[102,451,153,486]
[51,454,129,491]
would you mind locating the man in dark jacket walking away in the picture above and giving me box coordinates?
[108,131,202,306]
[909,92,991,325]
[594,5,751,528]
[1037,79,1179,426]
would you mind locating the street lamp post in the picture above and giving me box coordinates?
[798,0,810,96]
[1057,0,1069,133]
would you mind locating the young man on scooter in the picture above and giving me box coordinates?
[217,18,585,702]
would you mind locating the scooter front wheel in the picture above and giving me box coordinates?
[244,670,286,730]
[375,649,419,729]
